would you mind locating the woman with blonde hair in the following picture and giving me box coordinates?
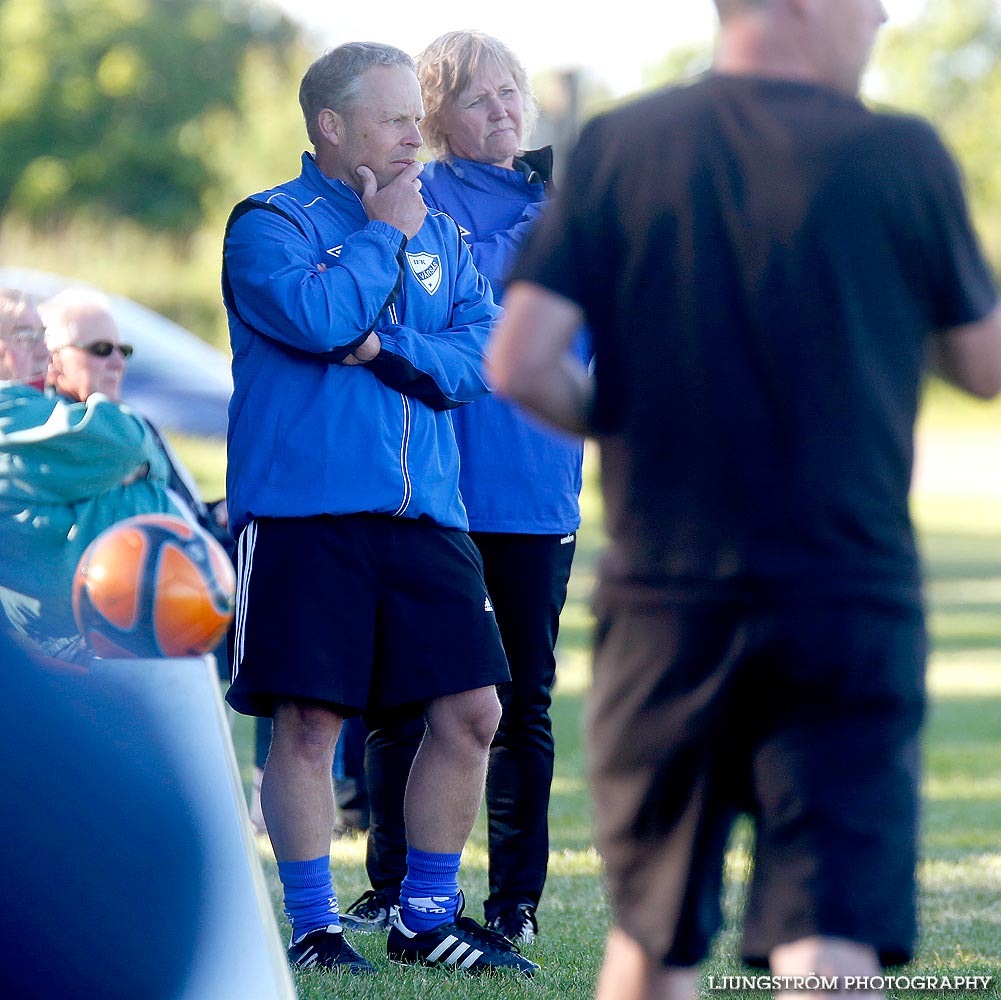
[341,30,589,947]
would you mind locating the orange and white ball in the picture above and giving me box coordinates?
[73,513,236,658]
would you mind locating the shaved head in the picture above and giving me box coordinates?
[713,0,887,95]
[714,0,771,16]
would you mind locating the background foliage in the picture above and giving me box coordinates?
[0,0,300,232]
[872,0,1001,264]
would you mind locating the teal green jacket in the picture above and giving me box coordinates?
[0,384,182,641]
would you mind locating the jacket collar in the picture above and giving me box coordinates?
[299,152,365,206]
[441,146,555,193]
[514,146,555,188]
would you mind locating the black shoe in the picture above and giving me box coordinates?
[387,898,539,976]
[287,925,375,973]
[485,902,539,945]
[340,889,399,933]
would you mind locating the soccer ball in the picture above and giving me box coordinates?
[73,513,236,659]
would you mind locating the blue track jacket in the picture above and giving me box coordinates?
[421,152,588,534]
[222,153,500,535]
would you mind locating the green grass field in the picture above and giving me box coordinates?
[181,385,1001,999]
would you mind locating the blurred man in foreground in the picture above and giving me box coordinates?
[489,1,1001,998]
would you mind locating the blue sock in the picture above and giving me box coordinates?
[277,856,340,941]
[399,847,461,932]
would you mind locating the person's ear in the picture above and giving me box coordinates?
[317,108,345,146]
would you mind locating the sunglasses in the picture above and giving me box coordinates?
[74,340,134,359]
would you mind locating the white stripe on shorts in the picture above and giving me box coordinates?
[232,520,258,681]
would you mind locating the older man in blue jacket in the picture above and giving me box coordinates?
[221,41,537,978]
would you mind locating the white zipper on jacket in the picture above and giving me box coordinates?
[387,301,413,515]
[392,392,413,517]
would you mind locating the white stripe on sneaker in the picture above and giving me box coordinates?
[442,941,470,965]
[459,949,484,969]
[427,935,459,962]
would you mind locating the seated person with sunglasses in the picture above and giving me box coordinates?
[47,288,233,650]
[43,288,228,528]
[0,288,204,659]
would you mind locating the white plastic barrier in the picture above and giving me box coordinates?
[91,655,296,1000]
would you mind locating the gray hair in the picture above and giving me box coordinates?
[38,287,115,351]
[299,42,415,147]
[416,30,539,160]
[0,288,33,339]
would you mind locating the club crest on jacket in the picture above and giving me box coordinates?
[406,252,442,295]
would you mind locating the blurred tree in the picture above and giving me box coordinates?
[871,0,1001,267]
[198,41,313,226]
[642,42,713,92]
[0,0,298,232]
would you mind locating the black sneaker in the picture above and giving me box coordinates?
[339,889,399,933]
[287,925,375,973]
[387,898,539,976]
[485,902,539,945]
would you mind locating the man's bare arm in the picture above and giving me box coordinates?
[931,301,1001,399]
[488,281,591,436]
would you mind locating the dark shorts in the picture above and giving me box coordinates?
[227,514,510,717]
[587,588,926,969]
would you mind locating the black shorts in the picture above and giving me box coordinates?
[227,514,510,717]
[587,588,926,969]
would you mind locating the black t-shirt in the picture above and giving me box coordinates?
[511,74,997,604]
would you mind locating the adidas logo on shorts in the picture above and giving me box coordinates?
[484,595,494,612]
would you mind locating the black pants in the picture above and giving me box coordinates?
[363,531,575,916]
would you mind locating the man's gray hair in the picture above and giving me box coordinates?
[299,42,415,147]
[38,287,115,351]
[0,288,33,339]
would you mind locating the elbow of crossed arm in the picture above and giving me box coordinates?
[366,351,475,410]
